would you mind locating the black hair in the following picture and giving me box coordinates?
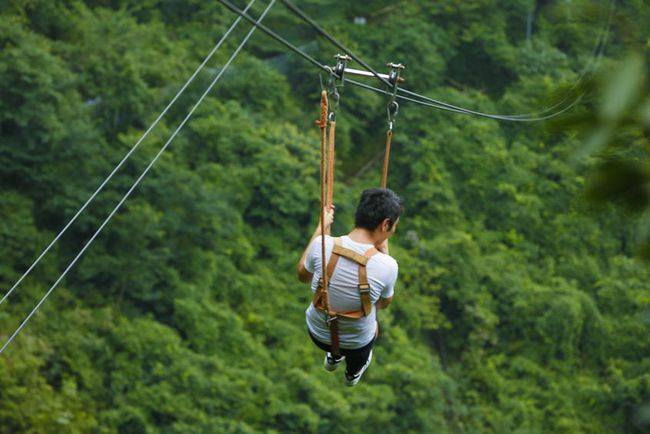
[354,188,403,231]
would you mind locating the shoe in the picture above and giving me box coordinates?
[345,350,372,386]
[323,352,345,372]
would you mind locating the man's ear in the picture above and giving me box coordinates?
[382,218,393,232]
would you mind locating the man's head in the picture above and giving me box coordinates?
[354,188,403,237]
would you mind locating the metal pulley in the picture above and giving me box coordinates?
[333,53,352,80]
[386,62,405,87]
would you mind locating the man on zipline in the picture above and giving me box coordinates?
[297,188,402,386]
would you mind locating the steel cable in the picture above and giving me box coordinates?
[0,0,258,308]
[0,0,277,355]
[280,0,614,122]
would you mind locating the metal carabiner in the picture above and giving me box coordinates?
[387,100,399,132]
[326,64,342,122]
[385,62,404,132]
[327,80,340,121]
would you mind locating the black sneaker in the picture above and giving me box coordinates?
[323,352,345,372]
[345,350,373,386]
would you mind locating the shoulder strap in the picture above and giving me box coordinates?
[325,237,342,281]
[315,239,380,318]
[358,247,378,316]
[331,243,370,266]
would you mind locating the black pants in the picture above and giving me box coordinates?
[309,331,375,375]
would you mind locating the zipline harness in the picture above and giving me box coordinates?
[313,56,404,357]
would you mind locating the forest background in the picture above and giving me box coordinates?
[0,0,649,433]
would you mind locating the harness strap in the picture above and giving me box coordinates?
[381,129,393,188]
[318,90,339,355]
[312,237,379,321]
[326,248,340,281]
[359,246,378,316]
[332,243,369,266]
[327,120,336,214]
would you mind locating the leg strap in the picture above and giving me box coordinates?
[328,316,340,357]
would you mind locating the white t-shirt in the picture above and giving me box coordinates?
[305,235,398,349]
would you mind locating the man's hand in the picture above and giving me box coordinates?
[376,296,392,310]
[319,206,335,234]
[297,205,335,283]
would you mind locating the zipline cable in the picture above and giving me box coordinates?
[219,0,604,122]
[219,0,533,119]
[0,0,259,308]
[499,0,614,119]
[344,78,471,115]
[346,77,583,122]
[396,0,614,121]
[218,0,327,70]
[0,0,277,355]
[217,1,464,114]
[399,0,614,120]
[283,0,609,120]
[280,0,613,121]
[279,0,393,88]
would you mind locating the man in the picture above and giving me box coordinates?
[297,188,402,386]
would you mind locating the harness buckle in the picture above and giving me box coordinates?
[326,314,338,323]
[358,283,370,293]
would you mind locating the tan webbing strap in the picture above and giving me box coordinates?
[312,239,379,353]
[316,90,341,357]
[329,315,340,356]
[381,129,393,188]
[326,120,336,214]
[311,247,342,307]
[359,247,378,316]
[331,244,369,266]
[326,251,340,281]
[313,237,341,307]
[336,310,364,319]
[325,237,340,356]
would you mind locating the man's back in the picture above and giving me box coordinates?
[304,235,398,349]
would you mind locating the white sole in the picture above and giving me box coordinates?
[323,353,345,372]
[345,350,372,386]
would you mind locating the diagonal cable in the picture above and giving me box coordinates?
[0,0,258,308]
[0,0,277,355]
[1,0,257,306]
[218,0,327,70]
[279,0,393,88]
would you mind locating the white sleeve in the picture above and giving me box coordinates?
[304,237,320,273]
[381,260,398,298]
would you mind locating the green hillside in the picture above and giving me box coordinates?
[0,1,648,433]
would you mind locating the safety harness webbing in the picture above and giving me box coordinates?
[381,129,393,188]
[327,120,336,215]
[313,238,378,356]
[317,90,333,347]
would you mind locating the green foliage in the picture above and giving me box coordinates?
[1,1,648,433]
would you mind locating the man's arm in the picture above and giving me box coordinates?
[376,256,397,310]
[297,208,334,283]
